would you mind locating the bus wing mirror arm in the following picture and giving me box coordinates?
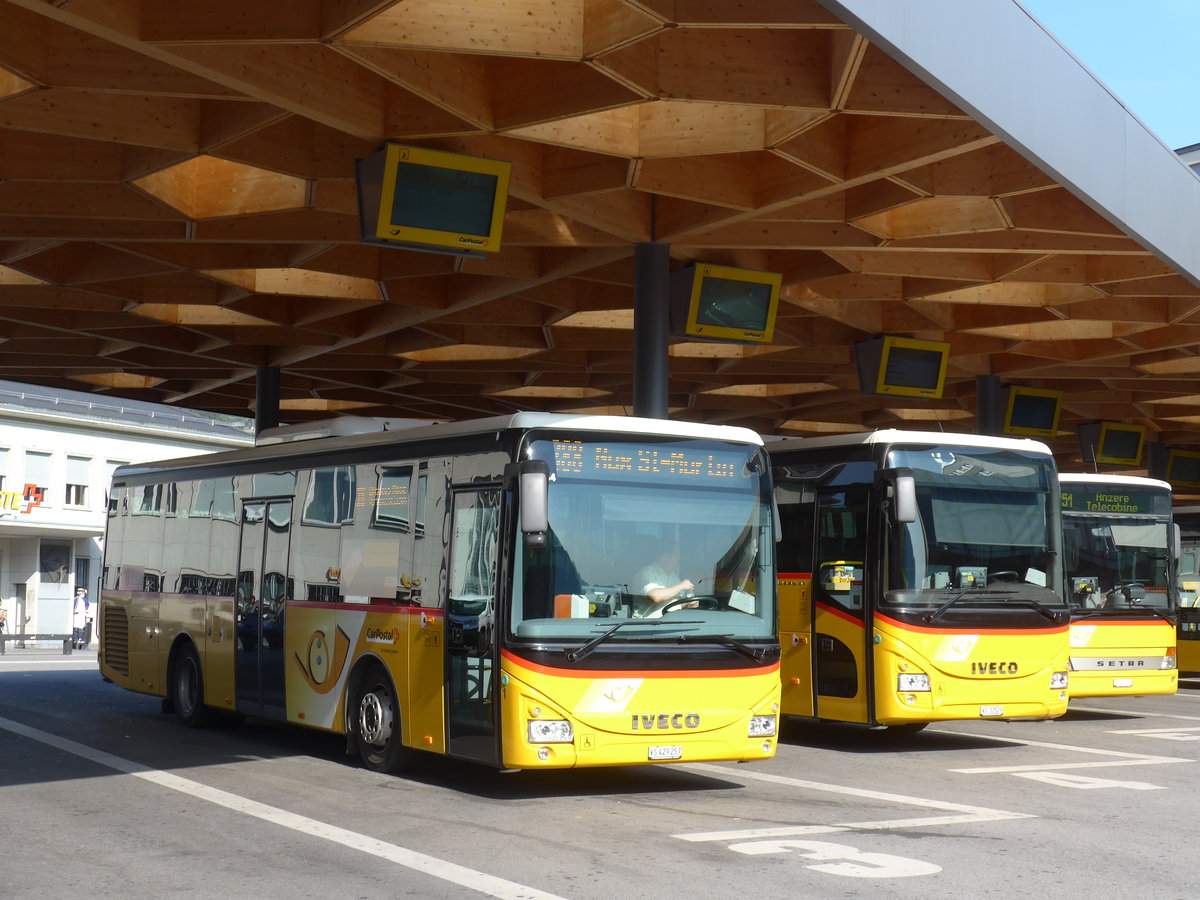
[1173,523,1182,565]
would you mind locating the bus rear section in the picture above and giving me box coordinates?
[771,430,1071,730]
[1060,475,1177,698]
[99,413,780,771]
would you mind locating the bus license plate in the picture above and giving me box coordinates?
[648,745,683,761]
[979,705,1004,717]
[1113,678,1133,688]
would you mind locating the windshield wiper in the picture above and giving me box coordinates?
[1001,597,1065,623]
[565,619,703,663]
[923,588,1015,623]
[676,632,768,664]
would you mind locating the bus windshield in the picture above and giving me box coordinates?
[510,437,776,644]
[883,445,1064,608]
[1059,481,1174,613]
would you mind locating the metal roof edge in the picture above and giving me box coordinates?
[817,0,1200,290]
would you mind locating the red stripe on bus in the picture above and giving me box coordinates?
[286,601,443,616]
[500,648,779,679]
[814,601,864,627]
[874,610,1067,636]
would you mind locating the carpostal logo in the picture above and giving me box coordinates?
[458,236,489,247]
[366,626,401,645]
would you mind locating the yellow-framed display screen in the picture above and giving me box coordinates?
[1095,422,1147,466]
[673,263,782,344]
[1167,448,1200,489]
[856,335,949,399]
[1003,386,1063,438]
[358,144,511,256]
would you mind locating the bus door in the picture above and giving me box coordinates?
[236,499,293,717]
[812,487,870,723]
[445,487,501,764]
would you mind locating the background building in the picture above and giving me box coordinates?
[0,381,252,645]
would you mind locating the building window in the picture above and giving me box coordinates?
[25,450,51,505]
[0,447,7,492]
[40,540,71,584]
[66,456,90,507]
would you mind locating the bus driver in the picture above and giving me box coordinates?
[635,538,696,618]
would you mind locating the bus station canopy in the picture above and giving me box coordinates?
[3,0,1200,466]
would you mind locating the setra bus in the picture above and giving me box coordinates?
[1059,474,1178,697]
[767,430,1070,731]
[99,413,781,771]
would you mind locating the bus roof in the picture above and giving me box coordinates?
[763,429,1053,457]
[113,412,764,481]
[1059,473,1172,491]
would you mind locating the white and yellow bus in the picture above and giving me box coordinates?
[1060,474,1177,697]
[99,414,780,771]
[767,431,1070,732]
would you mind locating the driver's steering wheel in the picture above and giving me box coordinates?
[988,570,1020,584]
[660,595,719,614]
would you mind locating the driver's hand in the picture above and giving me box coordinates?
[680,579,694,594]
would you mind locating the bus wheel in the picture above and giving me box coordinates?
[172,643,218,728]
[353,666,415,773]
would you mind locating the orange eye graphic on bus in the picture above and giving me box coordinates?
[294,625,351,694]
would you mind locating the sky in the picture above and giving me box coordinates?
[1017,0,1200,151]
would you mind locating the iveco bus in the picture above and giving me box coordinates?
[768,431,1070,731]
[99,414,780,771]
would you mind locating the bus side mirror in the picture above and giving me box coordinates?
[881,467,917,524]
[517,460,550,547]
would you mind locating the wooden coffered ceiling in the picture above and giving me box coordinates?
[2,0,1200,464]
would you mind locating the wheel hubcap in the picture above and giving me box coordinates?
[359,688,393,748]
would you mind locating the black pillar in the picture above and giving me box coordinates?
[255,365,281,435]
[976,374,1002,436]
[633,241,670,419]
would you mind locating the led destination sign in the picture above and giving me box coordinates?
[1060,487,1170,516]
[546,440,750,484]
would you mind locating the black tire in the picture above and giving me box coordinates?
[172,643,219,728]
[352,665,416,773]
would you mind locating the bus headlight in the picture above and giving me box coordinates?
[1162,655,1177,670]
[749,715,777,737]
[897,673,930,692]
[527,719,573,743]
[1050,671,1068,689]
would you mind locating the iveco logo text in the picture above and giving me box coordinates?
[631,713,701,730]
[971,661,1018,675]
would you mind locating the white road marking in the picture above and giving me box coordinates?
[0,715,565,900]
[674,763,1031,842]
[938,729,1190,774]
[1072,703,1200,722]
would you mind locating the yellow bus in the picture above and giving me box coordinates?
[1060,474,1178,697]
[99,414,780,771]
[767,431,1070,732]
[1172,504,1200,673]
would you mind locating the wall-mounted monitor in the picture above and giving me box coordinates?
[669,263,781,345]
[1077,421,1147,467]
[854,335,949,399]
[1166,448,1200,490]
[1002,386,1063,438]
[356,143,511,258]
